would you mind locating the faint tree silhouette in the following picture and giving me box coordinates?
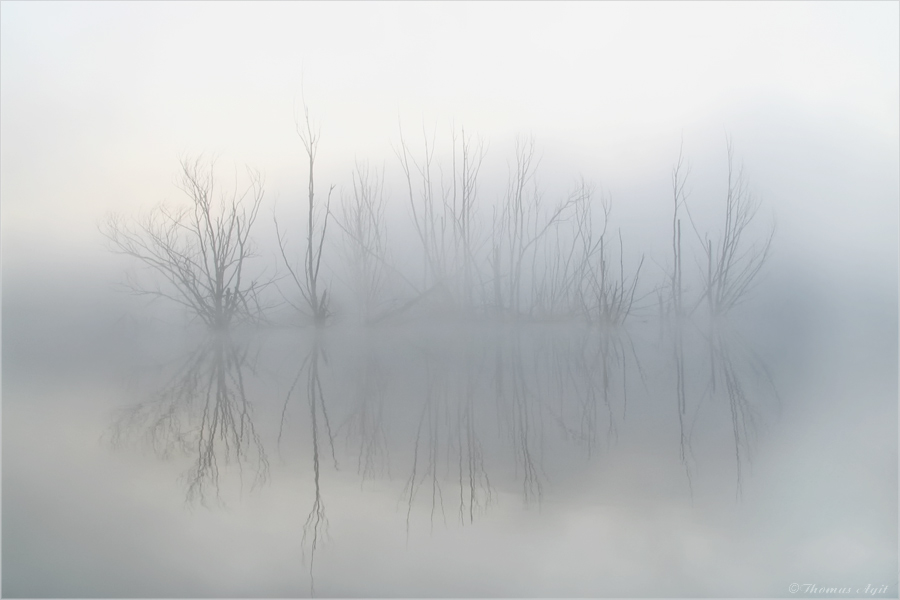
[698,137,774,318]
[489,136,575,318]
[276,102,335,325]
[333,161,390,323]
[668,143,692,492]
[396,123,488,313]
[103,157,267,330]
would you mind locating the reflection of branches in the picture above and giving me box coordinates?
[279,332,337,597]
[495,329,544,505]
[673,325,693,498]
[704,325,778,498]
[401,359,448,537]
[111,333,269,505]
[457,342,494,521]
[543,325,645,464]
[401,337,494,535]
[339,333,391,483]
[545,333,597,452]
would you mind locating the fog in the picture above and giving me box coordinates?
[2,2,897,598]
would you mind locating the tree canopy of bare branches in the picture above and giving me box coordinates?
[700,138,774,318]
[333,161,390,323]
[275,104,334,326]
[102,157,266,330]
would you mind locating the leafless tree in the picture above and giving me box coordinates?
[395,122,487,313]
[446,125,487,308]
[333,161,390,323]
[667,144,692,491]
[276,103,335,325]
[489,136,575,318]
[539,180,643,323]
[698,137,774,318]
[670,143,691,321]
[396,123,444,293]
[102,157,266,330]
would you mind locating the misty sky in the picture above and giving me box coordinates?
[1,1,898,307]
[2,4,898,597]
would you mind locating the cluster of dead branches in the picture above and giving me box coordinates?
[104,124,771,332]
[103,157,267,330]
[276,104,335,326]
[394,131,644,323]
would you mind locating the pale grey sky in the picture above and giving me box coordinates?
[1,1,897,288]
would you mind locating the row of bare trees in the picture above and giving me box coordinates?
[103,119,772,330]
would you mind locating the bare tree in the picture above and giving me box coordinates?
[446,125,487,308]
[395,122,487,313]
[102,157,266,330]
[542,180,643,323]
[490,136,575,318]
[276,103,335,325]
[661,138,774,497]
[670,143,691,321]
[333,161,389,323]
[668,144,692,490]
[699,137,774,318]
[396,123,444,293]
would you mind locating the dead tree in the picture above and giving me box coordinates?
[276,103,334,325]
[668,144,691,490]
[333,161,389,323]
[541,180,643,323]
[395,122,487,313]
[700,137,774,318]
[102,157,266,330]
[489,136,575,318]
[396,123,444,293]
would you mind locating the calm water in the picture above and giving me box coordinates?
[3,304,897,597]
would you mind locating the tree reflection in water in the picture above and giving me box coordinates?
[400,330,495,537]
[337,331,391,484]
[110,332,269,506]
[544,324,647,459]
[107,319,779,595]
[278,330,337,597]
[704,323,780,498]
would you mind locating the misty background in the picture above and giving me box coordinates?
[2,2,897,597]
